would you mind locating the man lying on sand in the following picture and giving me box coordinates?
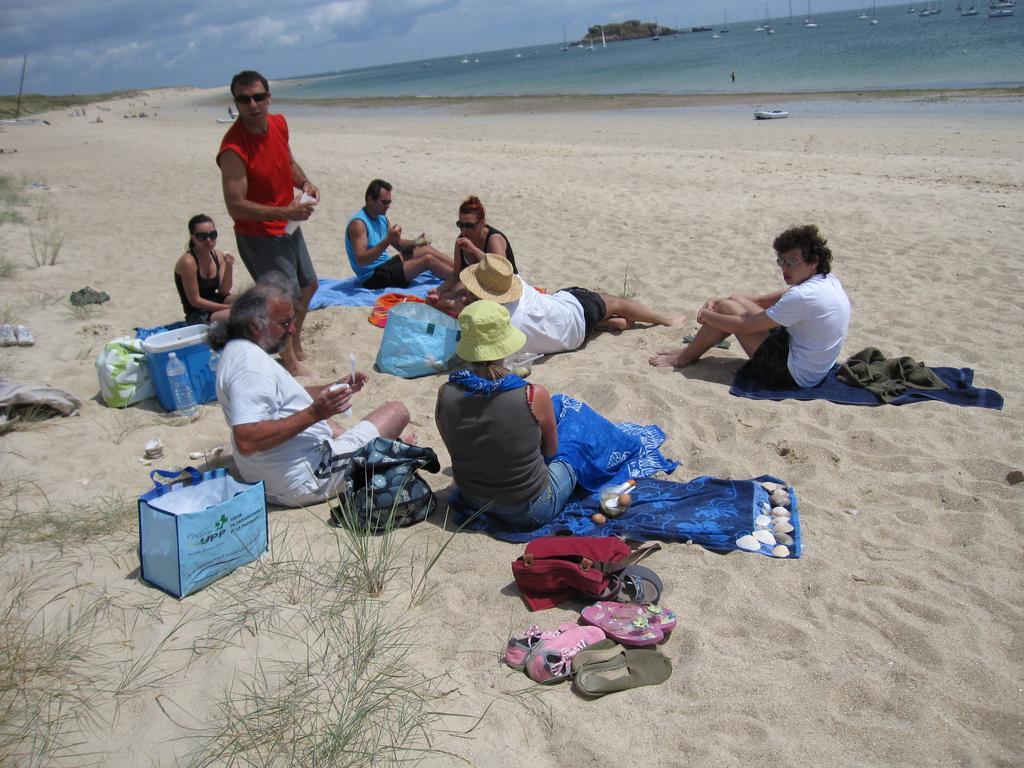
[211,273,411,507]
[649,224,851,388]
[345,178,454,289]
[456,254,684,355]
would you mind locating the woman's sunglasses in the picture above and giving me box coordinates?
[194,231,218,241]
[234,92,269,105]
[455,220,480,230]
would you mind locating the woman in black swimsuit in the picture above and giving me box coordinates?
[429,196,516,312]
[173,214,235,324]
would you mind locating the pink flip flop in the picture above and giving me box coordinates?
[580,601,677,647]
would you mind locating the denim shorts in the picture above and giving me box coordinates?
[463,460,578,532]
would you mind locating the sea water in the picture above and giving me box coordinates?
[274,5,1023,100]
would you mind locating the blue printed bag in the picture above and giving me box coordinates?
[375,302,461,378]
[138,467,268,598]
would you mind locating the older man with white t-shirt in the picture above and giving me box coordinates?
[211,274,410,506]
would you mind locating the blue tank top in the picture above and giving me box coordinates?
[345,209,392,282]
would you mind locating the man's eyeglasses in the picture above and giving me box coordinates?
[234,92,269,105]
[193,231,218,241]
[776,254,803,268]
[376,198,392,206]
[455,220,480,230]
[273,316,296,330]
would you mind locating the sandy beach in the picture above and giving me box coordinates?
[0,85,1022,766]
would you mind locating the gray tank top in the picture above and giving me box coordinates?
[436,383,549,505]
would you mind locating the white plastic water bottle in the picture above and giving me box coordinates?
[166,352,198,418]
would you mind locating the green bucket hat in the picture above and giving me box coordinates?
[456,300,527,362]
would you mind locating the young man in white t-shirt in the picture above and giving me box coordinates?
[649,225,851,388]
[212,274,411,506]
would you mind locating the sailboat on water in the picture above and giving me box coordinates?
[601,26,607,47]
[871,0,880,23]
[721,9,730,32]
[804,0,819,26]
[561,23,569,51]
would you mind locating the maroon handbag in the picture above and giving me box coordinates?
[511,536,660,611]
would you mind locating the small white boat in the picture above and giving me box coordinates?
[754,109,790,119]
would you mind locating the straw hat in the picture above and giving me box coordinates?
[455,300,526,362]
[459,253,523,304]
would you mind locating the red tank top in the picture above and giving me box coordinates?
[217,113,293,237]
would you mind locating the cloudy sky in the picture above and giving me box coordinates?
[3,0,870,95]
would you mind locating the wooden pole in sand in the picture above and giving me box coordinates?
[14,55,27,121]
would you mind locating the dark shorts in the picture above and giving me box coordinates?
[236,228,317,289]
[361,254,410,290]
[739,327,798,389]
[558,287,607,338]
[184,310,211,325]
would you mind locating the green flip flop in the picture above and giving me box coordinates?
[571,640,672,698]
[683,334,730,350]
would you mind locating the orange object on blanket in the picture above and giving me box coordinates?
[368,293,427,328]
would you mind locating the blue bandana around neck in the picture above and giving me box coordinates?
[448,368,528,396]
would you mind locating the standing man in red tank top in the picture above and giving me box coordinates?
[217,70,319,376]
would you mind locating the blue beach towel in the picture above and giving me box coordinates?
[458,474,801,559]
[550,395,679,491]
[730,365,1003,409]
[309,273,442,310]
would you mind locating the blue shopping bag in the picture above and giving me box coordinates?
[375,302,461,378]
[138,467,268,598]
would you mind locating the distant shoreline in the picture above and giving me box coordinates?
[249,87,1024,115]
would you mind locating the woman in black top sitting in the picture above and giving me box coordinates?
[435,300,577,531]
[173,214,235,324]
[428,196,515,312]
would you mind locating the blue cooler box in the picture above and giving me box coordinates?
[141,324,216,411]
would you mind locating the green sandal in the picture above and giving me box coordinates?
[571,639,672,698]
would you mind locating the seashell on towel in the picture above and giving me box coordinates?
[761,481,782,492]
[736,534,762,551]
[770,489,791,507]
[772,545,790,558]
[774,532,794,546]
[755,514,772,528]
[772,520,795,535]
[753,529,777,546]
[771,506,790,518]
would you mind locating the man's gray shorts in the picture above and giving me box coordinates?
[236,228,317,289]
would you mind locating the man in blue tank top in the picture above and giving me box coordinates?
[344,179,454,289]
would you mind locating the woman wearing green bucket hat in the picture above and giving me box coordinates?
[435,301,578,530]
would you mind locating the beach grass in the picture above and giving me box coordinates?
[0,473,136,554]
[0,173,29,225]
[0,91,143,120]
[184,522,465,767]
[0,559,112,767]
[28,224,64,267]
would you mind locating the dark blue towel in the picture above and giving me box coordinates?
[730,365,1003,409]
[458,475,801,559]
[309,273,442,310]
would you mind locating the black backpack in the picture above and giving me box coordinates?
[328,438,439,533]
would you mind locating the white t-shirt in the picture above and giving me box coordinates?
[765,273,852,387]
[506,278,587,354]
[216,339,333,504]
